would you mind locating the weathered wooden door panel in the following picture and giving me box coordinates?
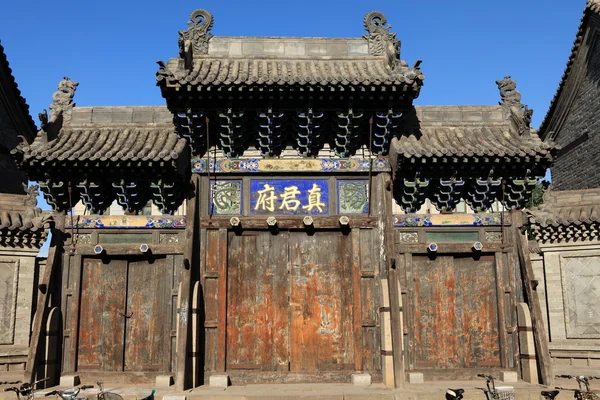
[412,254,500,369]
[78,258,127,371]
[226,232,290,371]
[124,257,170,371]
[289,232,354,372]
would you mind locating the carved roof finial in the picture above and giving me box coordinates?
[496,76,534,135]
[363,11,400,67]
[22,183,42,219]
[178,9,214,59]
[49,76,79,123]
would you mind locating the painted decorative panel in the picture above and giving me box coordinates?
[0,262,16,344]
[68,216,186,229]
[563,256,600,338]
[337,180,369,214]
[397,232,419,243]
[393,213,511,227]
[210,180,242,215]
[192,157,391,173]
[250,179,329,215]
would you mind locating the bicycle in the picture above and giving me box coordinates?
[3,378,50,400]
[446,388,465,400]
[555,374,600,400]
[476,374,515,400]
[95,381,155,400]
[44,385,93,400]
[95,382,123,400]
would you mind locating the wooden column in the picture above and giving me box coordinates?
[26,213,65,384]
[514,212,553,386]
[176,175,199,389]
[381,173,404,388]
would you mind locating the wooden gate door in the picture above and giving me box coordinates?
[226,231,355,374]
[410,254,501,370]
[226,232,290,371]
[77,257,170,372]
[288,232,354,372]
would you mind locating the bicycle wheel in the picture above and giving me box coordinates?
[99,392,124,400]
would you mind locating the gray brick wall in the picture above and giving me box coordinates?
[552,28,600,190]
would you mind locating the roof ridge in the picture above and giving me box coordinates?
[539,1,599,136]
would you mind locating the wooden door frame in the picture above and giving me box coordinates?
[66,255,174,375]
[204,227,374,383]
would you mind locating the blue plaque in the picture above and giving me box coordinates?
[250,179,329,215]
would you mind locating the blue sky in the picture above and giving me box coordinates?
[0,0,586,129]
[1,0,585,256]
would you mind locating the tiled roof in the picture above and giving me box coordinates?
[12,107,188,169]
[526,188,600,242]
[539,1,600,137]
[0,192,51,248]
[158,57,423,88]
[391,106,556,160]
[0,208,49,232]
[17,127,187,164]
[392,127,553,159]
[158,11,424,91]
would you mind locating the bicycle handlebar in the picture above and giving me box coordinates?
[80,386,94,390]
[4,388,19,393]
[44,391,58,397]
[477,374,494,380]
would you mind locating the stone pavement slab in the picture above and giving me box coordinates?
[1,379,591,400]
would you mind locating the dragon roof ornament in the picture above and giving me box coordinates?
[178,9,214,63]
[363,11,401,68]
[496,76,534,136]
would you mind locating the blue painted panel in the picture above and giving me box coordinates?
[250,179,329,215]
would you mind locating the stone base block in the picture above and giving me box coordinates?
[60,375,80,386]
[155,375,174,387]
[501,371,518,382]
[351,373,371,386]
[162,396,186,400]
[408,372,424,384]
[209,374,230,388]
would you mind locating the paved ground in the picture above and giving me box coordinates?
[0,375,592,400]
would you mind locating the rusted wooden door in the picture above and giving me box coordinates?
[226,232,290,371]
[78,258,127,371]
[226,231,355,373]
[77,257,170,372]
[410,254,501,369]
[124,257,170,371]
[289,232,354,372]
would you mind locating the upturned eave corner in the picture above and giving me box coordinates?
[0,184,53,249]
[12,76,79,161]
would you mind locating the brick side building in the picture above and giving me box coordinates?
[539,1,600,190]
[0,41,51,375]
[527,0,600,375]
